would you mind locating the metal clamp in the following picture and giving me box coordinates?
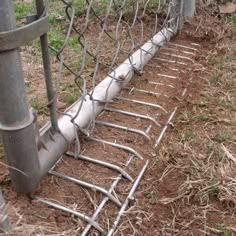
[0,16,49,52]
[0,108,35,131]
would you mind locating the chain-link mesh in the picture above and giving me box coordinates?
[2,1,184,234]
[34,0,180,136]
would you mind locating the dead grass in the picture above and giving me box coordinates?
[143,6,236,235]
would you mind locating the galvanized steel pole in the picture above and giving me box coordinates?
[183,0,195,19]
[35,0,60,132]
[0,189,10,233]
[0,0,40,193]
[170,0,195,32]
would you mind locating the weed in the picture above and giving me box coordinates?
[73,0,86,16]
[48,8,65,26]
[1,175,11,185]
[0,143,5,159]
[212,133,231,143]
[197,114,210,122]
[177,112,192,123]
[14,1,35,20]
[198,101,207,107]
[207,185,220,201]
[209,75,221,86]
[219,225,230,236]
[229,14,236,24]
[65,93,78,105]
[179,129,193,142]
[31,97,46,114]
[145,191,155,199]
[217,61,224,69]
[206,142,214,154]
[145,191,156,204]
[61,83,81,105]
[48,32,65,49]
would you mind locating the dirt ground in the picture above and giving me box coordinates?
[0,2,236,236]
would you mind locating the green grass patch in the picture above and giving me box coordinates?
[212,133,231,143]
[31,97,47,114]
[179,128,194,142]
[207,185,220,201]
[14,1,35,20]
[48,32,65,49]
[209,75,221,86]
[197,114,211,122]
[61,83,81,105]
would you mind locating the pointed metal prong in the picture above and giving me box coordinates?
[95,120,151,140]
[66,152,133,182]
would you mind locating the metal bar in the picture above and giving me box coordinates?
[160,52,194,62]
[155,107,177,147]
[105,107,161,126]
[49,170,122,206]
[107,160,149,236]
[148,81,175,88]
[0,0,40,193]
[95,120,151,140]
[34,196,104,233]
[115,97,168,113]
[0,16,49,51]
[157,73,177,79]
[145,125,152,135]
[168,42,197,51]
[169,0,184,33]
[154,57,187,65]
[87,137,143,160]
[162,46,195,55]
[125,87,168,97]
[0,189,10,233]
[81,155,134,236]
[145,63,179,72]
[191,43,200,47]
[66,152,133,182]
[36,0,59,132]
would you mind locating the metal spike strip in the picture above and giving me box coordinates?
[81,154,135,236]
[34,42,197,236]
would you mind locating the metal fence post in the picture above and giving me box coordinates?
[35,0,60,132]
[169,0,183,33]
[0,0,40,193]
[183,0,195,19]
[170,0,195,33]
[0,189,10,233]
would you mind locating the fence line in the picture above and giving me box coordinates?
[0,0,195,234]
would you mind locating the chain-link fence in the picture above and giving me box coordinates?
[0,0,195,234]
[40,0,180,133]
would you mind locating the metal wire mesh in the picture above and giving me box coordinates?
[0,1,184,234]
[36,0,180,136]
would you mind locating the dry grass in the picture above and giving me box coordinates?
[149,7,236,235]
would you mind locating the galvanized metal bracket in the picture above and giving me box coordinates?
[0,16,49,52]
